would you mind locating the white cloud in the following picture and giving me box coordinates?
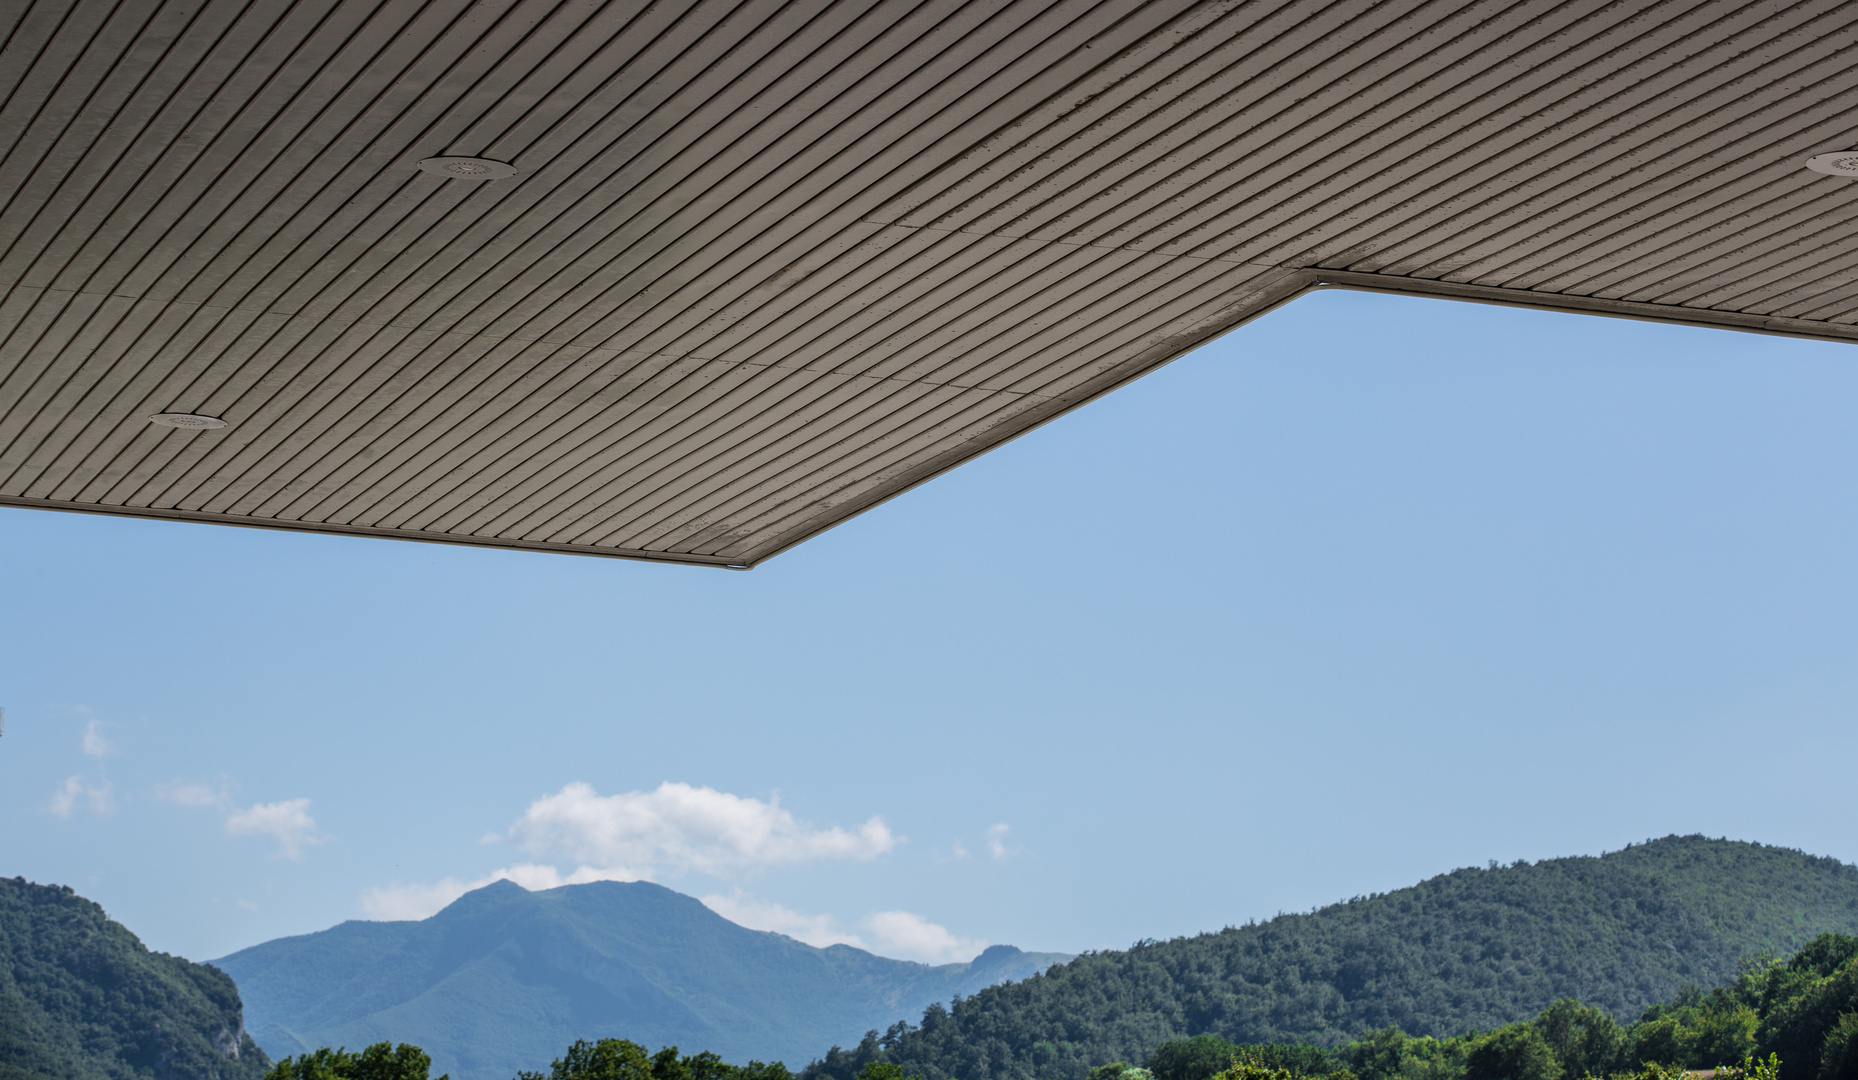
[864,909,986,965]
[224,799,324,860]
[365,783,905,936]
[700,892,984,965]
[986,823,1018,860]
[158,781,323,859]
[360,863,640,921]
[701,891,868,949]
[81,718,113,757]
[507,781,897,876]
[360,879,470,921]
[47,776,114,818]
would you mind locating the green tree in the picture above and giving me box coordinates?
[1410,1035,1480,1080]
[265,1043,444,1080]
[855,1063,922,1080]
[653,1048,693,1080]
[1210,1051,1351,1080]
[649,1046,756,1080]
[518,1043,793,1080]
[1626,1018,1686,1071]
[1755,935,1858,1080]
[1818,1016,1858,1080]
[1213,1055,1296,1080]
[520,1039,655,1080]
[1347,1030,1408,1080]
[1465,1025,1561,1080]
[1237,1047,1339,1078]
[1690,1006,1760,1068]
[1608,1064,1688,1080]
[684,1052,741,1080]
[1725,1054,1784,1080]
[1535,999,1625,1078]
[1151,1038,1245,1080]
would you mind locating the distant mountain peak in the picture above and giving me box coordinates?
[432,876,530,912]
[218,880,1071,1080]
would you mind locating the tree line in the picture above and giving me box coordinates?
[260,931,1857,1080]
[260,1038,796,1080]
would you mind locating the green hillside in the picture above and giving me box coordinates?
[0,876,269,1080]
[1096,931,1858,1080]
[214,880,1069,1080]
[804,838,1858,1080]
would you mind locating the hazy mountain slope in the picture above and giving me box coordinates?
[214,880,1068,1080]
[836,838,1858,1080]
[0,877,269,1080]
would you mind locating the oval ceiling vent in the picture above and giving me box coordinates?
[418,157,519,180]
[1804,152,1858,177]
[147,412,227,430]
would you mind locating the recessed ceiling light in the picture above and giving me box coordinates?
[148,412,227,430]
[418,157,519,180]
[1804,152,1858,177]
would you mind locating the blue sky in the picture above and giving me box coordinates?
[3,288,1855,967]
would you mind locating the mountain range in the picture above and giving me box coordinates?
[10,836,1858,1080]
[214,879,1069,1080]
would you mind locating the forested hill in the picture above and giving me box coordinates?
[818,837,1858,1080]
[0,876,269,1080]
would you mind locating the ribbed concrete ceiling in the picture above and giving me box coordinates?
[3,0,1855,567]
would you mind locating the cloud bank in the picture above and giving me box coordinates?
[700,891,986,964]
[700,891,866,949]
[864,909,986,964]
[360,782,896,921]
[351,779,980,962]
[507,781,897,874]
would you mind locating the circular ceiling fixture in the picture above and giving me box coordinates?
[418,156,519,180]
[1804,152,1858,177]
[147,412,227,430]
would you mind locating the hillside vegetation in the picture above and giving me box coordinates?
[215,879,1068,1080]
[803,838,1858,1080]
[0,876,269,1080]
[1118,931,1856,1080]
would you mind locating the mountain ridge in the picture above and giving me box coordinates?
[215,878,1068,1080]
[821,837,1858,1080]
